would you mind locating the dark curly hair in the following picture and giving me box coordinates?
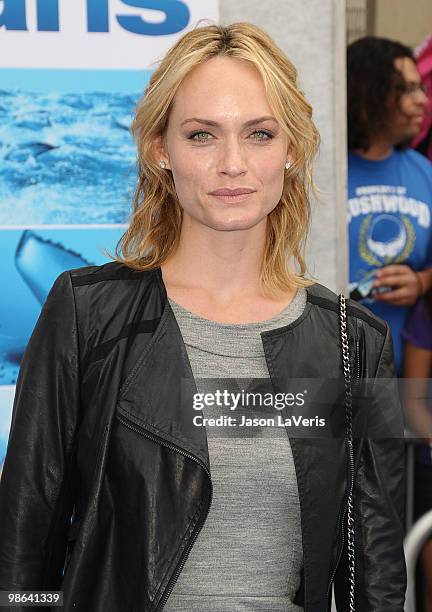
[347,36,415,151]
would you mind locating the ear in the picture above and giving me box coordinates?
[151,134,171,169]
[286,145,294,166]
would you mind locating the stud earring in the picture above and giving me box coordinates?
[285,160,292,170]
[159,160,166,169]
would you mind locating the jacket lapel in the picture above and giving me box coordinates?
[117,300,211,472]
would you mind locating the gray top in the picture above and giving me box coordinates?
[163,287,307,612]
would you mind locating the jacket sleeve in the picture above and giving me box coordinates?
[0,271,80,592]
[335,321,406,611]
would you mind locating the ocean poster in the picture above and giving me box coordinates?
[0,69,150,225]
[0,69,148,475]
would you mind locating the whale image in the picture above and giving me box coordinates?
[15,229,94,304]
[3,141,58,163]
[0,231,95,384]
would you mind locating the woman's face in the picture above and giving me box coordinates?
[155,56,291,232]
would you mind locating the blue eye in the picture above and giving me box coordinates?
[189,131,211,142]
[188,129,274,143]
[252,130,273,140]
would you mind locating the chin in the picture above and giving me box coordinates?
[396,134,418,148]
[204,213,265,232]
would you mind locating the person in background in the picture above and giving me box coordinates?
[411,34,432,161]
[402,290,432,612]
[347,36,432,375]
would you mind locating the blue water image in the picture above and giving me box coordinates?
[0,89,140,224]
[0,228,124,385]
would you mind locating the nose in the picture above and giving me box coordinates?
[218,136,248,176]
[415,87,429,108]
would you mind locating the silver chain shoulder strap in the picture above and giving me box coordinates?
[338,293,356,612]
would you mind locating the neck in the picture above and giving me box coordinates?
[161,215,268,298]
[353,139,394,161]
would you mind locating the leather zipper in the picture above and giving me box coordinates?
[353,338,360,388]
[326,488,348,600]
[326,337,359,600]
[115,412,213,611]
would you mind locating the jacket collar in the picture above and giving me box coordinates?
[116,267,329,470]
[153,265,320,339]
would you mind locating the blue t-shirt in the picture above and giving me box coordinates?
[348,148,432,375]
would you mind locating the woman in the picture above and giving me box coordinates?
[0,22,406,612]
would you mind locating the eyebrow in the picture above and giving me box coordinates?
[180,116,278,127]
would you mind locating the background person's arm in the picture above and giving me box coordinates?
[416,267,432,296]
[373,264,428,306]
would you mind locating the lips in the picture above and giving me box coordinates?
[209,188,256,196]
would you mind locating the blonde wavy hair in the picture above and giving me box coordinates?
[112,21,320,297]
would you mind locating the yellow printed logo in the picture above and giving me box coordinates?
[359,213,415,266]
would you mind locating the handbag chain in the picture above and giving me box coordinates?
[339,293,356,612]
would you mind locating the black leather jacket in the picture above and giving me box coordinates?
[0,262,406,611]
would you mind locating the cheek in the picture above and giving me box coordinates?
[253,143,286,180]
[258,160,285,193]
[170,154,209,195]
[397,98,415,121]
